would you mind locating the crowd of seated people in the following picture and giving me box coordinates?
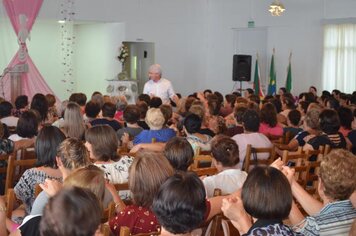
[0,86,355,236]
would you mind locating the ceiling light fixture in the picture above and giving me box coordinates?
[269,0,285,16]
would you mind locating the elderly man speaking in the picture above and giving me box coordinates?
[143,64,179,104]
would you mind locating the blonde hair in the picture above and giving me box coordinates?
[189,105,206,120]
[58,138,90,171]
[320,149,356,201]
[129,151,174,207]
[145,108,165,130]
[63,102,86,139]
[63,165,105,202]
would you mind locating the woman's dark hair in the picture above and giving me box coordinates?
[248,95,260,105]
[302,92,316,103]
[337,106,353,130]
[160,104,173,126]
[0,101,13,118]
[242,166,292,220]
[185,97,197,113]
[35,126,66,168]
[225,94,237,108]
[138,94,151,105]
[319,109,340,134]
[322,90,331,97]
[298,101,309,114]
[45,94,56,107]
[30,93,49,121]
[287,109,301,126]
[234,106,248,124]
[16,111,38,138]
[279,87,287,94]
[123,105,140,124]
[211,135,239,167]
[266,98,282,113]
[152,172,206,234]
[164,137,194,171]
[260,102,278,127]
[326,97,340,110]
[149,97,162,108]
[281,96,295,110]
[242,109,260,132]
[207,94,221,116]
[15,95,28,109]
[85,125,118,161]
[136,101,148,119]
[213,91,224,105]
[84,101,100,119]
[69,93,87,106]
[184,114,202,134]
[203,89,212,95]
[40,186,102,236]
[101,102,116,118]
[246,88,254,95]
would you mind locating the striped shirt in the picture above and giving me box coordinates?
[294,200,356,236]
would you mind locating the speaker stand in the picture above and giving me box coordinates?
[232,81,243,94]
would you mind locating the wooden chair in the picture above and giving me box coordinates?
[190,152,217,176]
[304,145,325,161]
[282,147,306,166]
[34,184,43,198]
[243,145,276,172]
[20,146,36,160]
[100,224,112,236]
[5,188,16,218]
[323,144,331,155]
[114,182,129,192]
[192,154,213,169]
[0,153,10,187]
[191,167,218,177]
[304,160,321,196]
[4,155,36,195]
[203,188,240,236]
[102,201,116,223]
[119,226,161,236]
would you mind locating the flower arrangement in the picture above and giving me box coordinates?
[117,44,129,65]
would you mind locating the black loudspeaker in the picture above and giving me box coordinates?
[232,54,252,81]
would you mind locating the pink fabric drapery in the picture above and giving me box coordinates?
[1,0,58,101]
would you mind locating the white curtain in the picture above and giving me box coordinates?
[322,24,356,93]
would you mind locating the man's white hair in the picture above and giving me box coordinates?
[149,64,162,76]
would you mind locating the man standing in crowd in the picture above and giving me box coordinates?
[143,64,178,104]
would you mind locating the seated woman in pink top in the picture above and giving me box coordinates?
[259,102,283,137]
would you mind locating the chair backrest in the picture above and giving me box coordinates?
[324,144,331,155]
[304,145,325,161]
[20,147,36,160]
[190,153,217,176]
[191,167,218,177]
[192,154,213,169]
[119,226,161,236]
[34,184,43,198]
[244,145,276,172]
[114,182,129,192]
[101,201,116,223]
[5,155,36,195]
[0,154,10,184]
[282,148,307,166]
[203,188,240,236]
[305,160,321,196]
[6,188,16,218]
[100,224,111,236]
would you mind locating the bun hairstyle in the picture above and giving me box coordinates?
[211,135,239,167]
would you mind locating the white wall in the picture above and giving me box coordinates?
[74,23,125,97]
[2,0,355,99]
[50,0,355,96]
